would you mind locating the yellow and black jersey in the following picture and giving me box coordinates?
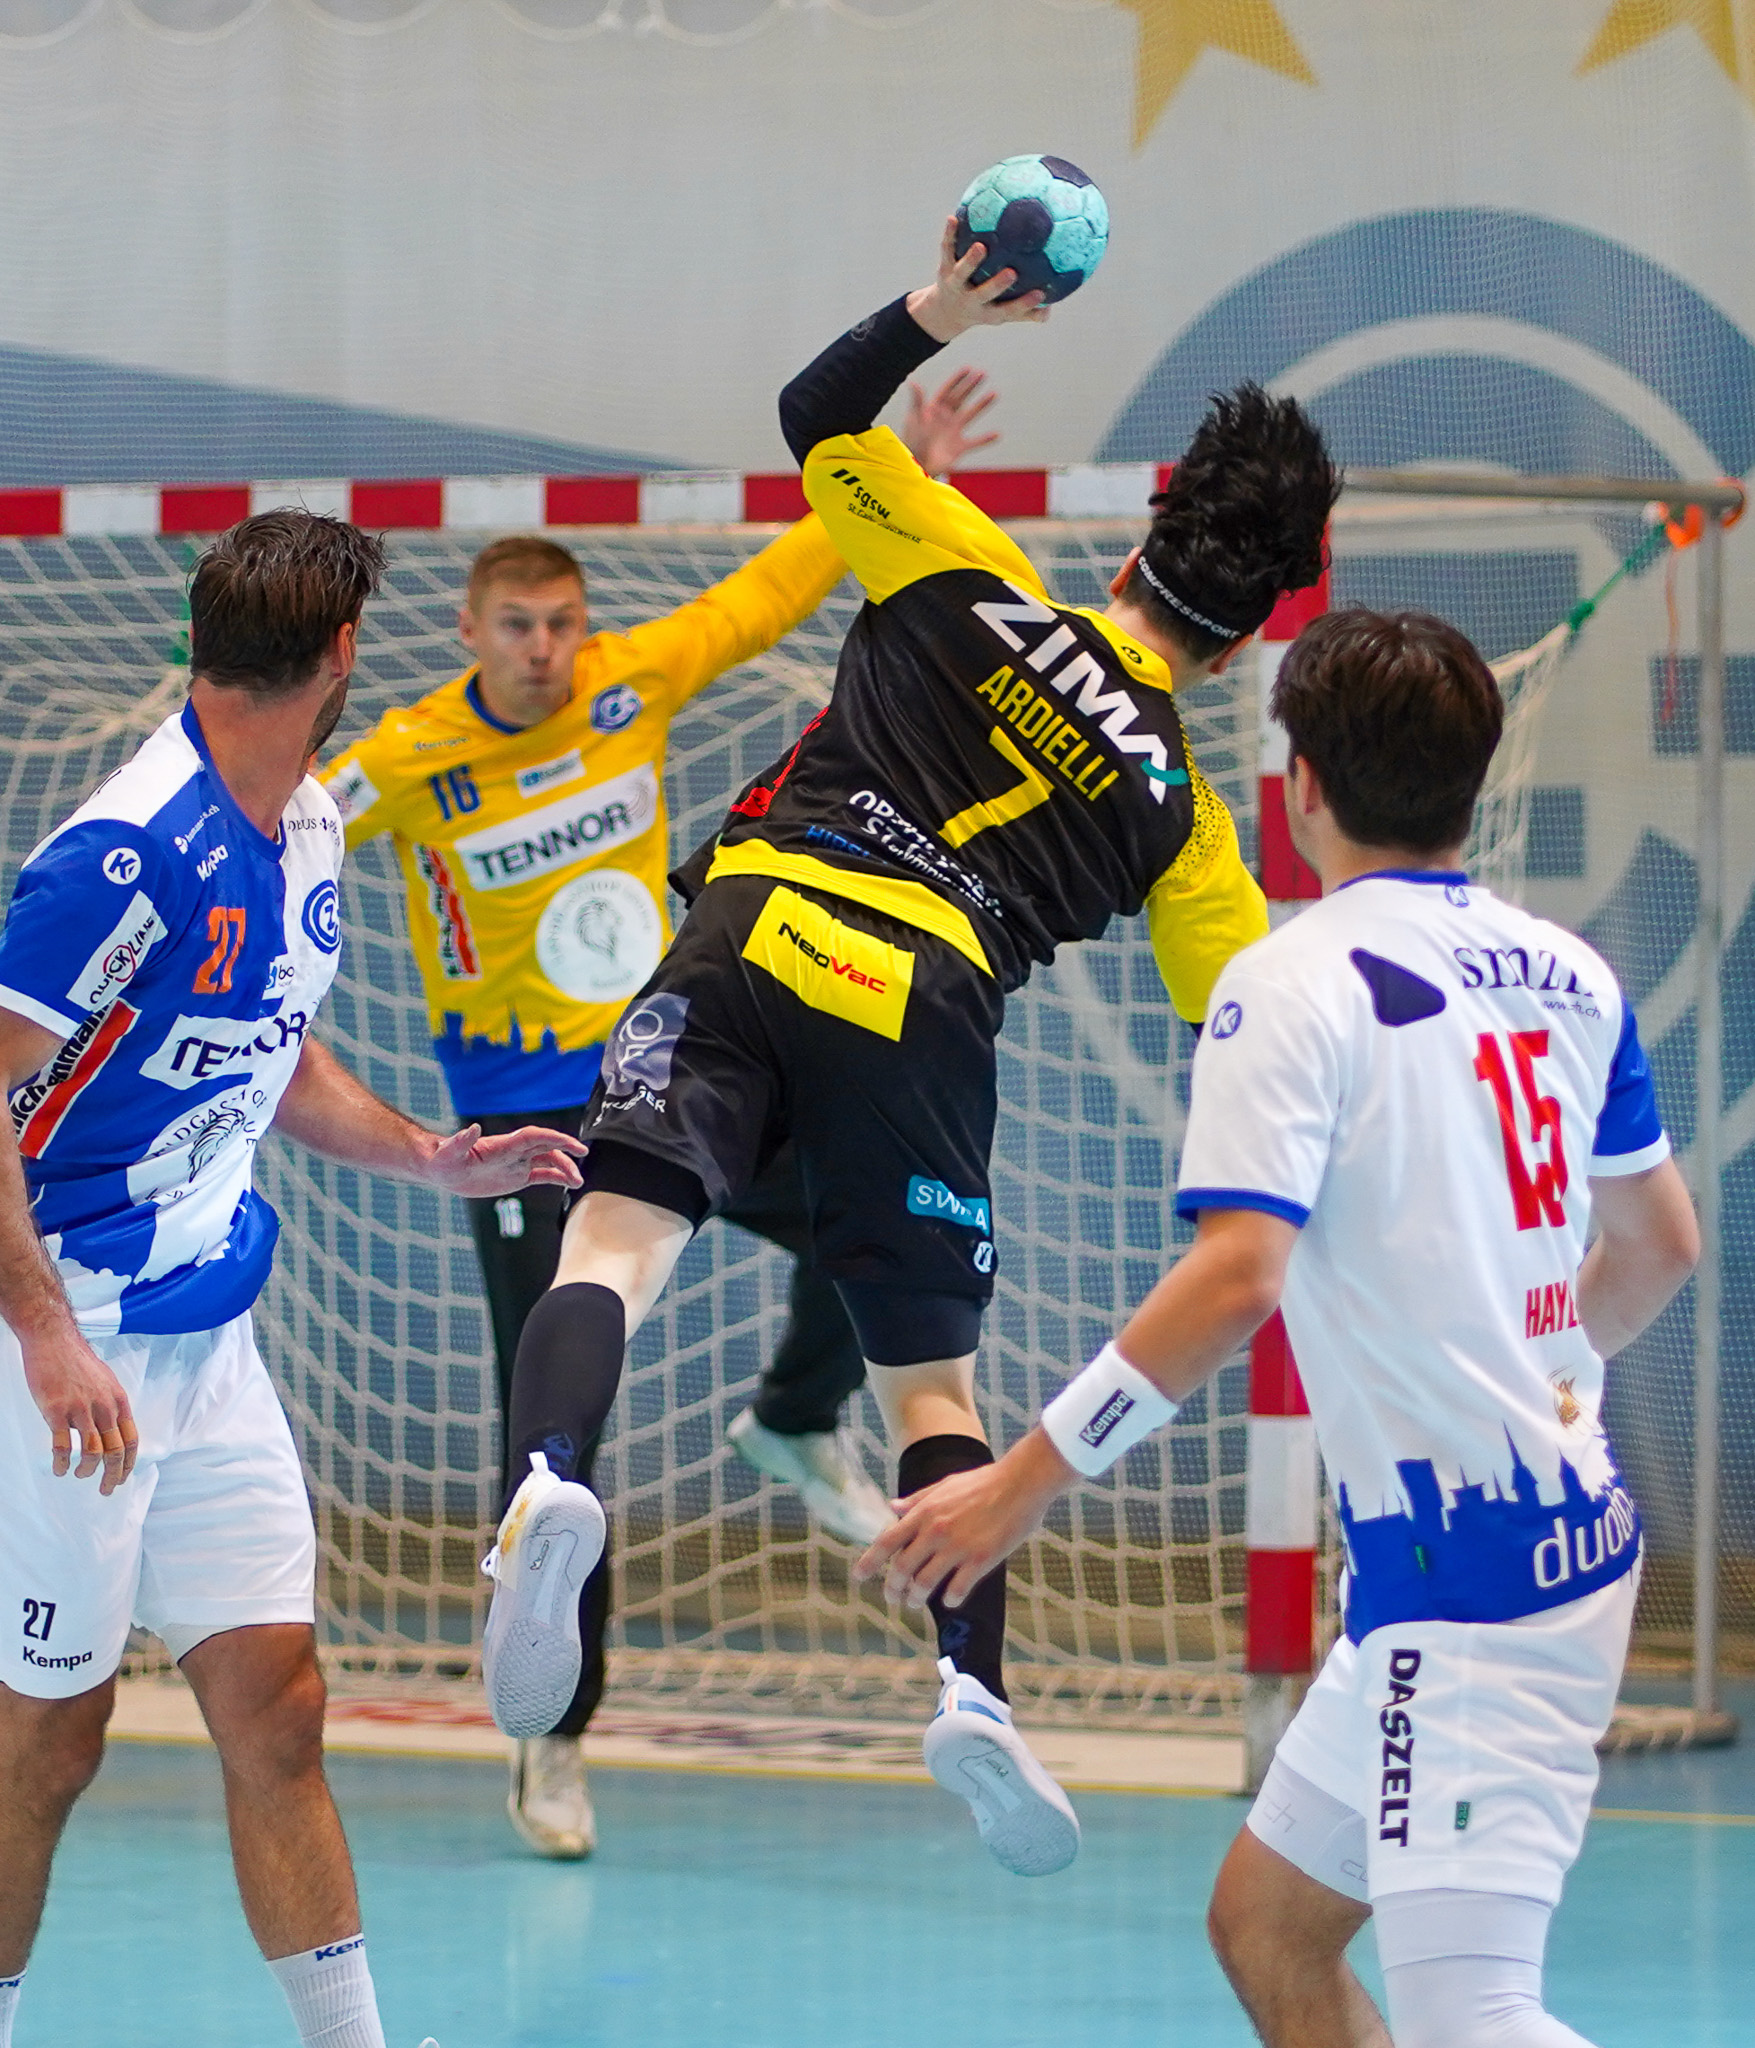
[321,515,845,1114]
[709,343,1266,1019]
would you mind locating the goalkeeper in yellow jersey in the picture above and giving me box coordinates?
[322,373,1001,1861]
[477,220,1337,1875]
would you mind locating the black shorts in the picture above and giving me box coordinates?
[581,874,1003,1327]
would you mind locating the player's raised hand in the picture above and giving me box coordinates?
[906,217,1050,344]
[424,1123,588,1198]
[855,1442,1061,1610]
[21,1330,139,1494]
[903,367,1001,479]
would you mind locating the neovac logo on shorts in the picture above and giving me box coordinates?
[742,885,914,1041]
[452,764,658,891]
[66,891,166,1013]
[906,1176,991,1233]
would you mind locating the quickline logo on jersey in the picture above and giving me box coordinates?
[451,764,658,891]
[66,891,166,1014]
[743,886,914,1040]
[970,582,1179,801]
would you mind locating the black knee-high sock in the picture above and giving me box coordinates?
[897,1434,1008,1703]
[504,1282,626,1511]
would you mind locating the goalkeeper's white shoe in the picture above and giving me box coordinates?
[727,1407,895,1546]
[923,1657,1080,1877]
[509,1734,597,1859]
[481,1453,606,1741]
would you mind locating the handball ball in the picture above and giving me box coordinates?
[954,155,1109,304]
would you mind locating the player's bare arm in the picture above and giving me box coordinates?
[0,1004,138,1493]
[271,1036,586,1198]
[857,1208,1295,1608]
[1577,1157,1699,1357]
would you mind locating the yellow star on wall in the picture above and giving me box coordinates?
[1579,0,1755,109]
[1117,1,1316,149]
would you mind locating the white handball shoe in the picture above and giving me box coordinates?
[481,1453,607,1740]
[727,1408,895,1546]
[509,1733,597,1860]
[922,1657,1080,1877]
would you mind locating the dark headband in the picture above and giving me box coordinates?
[1133,553,1271,641]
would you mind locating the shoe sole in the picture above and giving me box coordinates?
[728,1415,894,1547]
[484,1490,607,1740]
[924,1712,1081,1877]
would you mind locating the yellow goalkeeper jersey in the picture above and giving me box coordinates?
[322,516,845,1115]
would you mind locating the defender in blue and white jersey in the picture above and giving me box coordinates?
[0,513,584,2048]
[864,609,1698,2048]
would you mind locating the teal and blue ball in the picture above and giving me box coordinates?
[953,155,1109,304]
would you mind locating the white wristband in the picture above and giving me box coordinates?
[1041,1341,1178,1477]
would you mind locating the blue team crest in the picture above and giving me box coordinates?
[301,879,341,955]
[591,684,643,733]
[1210,1001,1243,1039]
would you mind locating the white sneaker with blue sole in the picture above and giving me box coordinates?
[481,1452,607,1740]
[922,1656,1080,1877]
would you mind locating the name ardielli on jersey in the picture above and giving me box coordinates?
[969,582,1176,800]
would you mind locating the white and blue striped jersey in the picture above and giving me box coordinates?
[0,701,344,1336]
[1176,870,1667,1642]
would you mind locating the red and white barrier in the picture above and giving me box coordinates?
[0,463,1180,539]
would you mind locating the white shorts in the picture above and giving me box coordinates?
[0,1311,316,1698]
[1247,1569,1637,1907]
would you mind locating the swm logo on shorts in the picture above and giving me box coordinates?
[742,886,914,1041]
[906,1177,991,1233]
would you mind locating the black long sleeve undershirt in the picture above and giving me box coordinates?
[778,296,948,466]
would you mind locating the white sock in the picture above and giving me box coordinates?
[0,1971,22,2048]
[266,1936,387,2048]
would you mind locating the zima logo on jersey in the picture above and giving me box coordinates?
[1210,1000,1243,1040]
[970,581,1175,802]
[101,846,141,885]
[301,880,341,955]
[1474,1029,1569,1230]
[66,891,166,1014]
[590,684,643,733]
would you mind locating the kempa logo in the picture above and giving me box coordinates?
[22,1645,92,1671]
[452,765,657,890]
[1078,1389,1135,1448]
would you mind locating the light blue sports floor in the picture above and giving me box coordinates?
[20,1685,1755,2048]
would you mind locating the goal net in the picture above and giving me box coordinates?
[0,491,1738,1730]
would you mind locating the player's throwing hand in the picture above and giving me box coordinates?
[423,1122,588,1199]
[906,217,1050,344]
[21,1330,140,1493]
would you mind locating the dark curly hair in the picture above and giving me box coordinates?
[1127,383,1339,661]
